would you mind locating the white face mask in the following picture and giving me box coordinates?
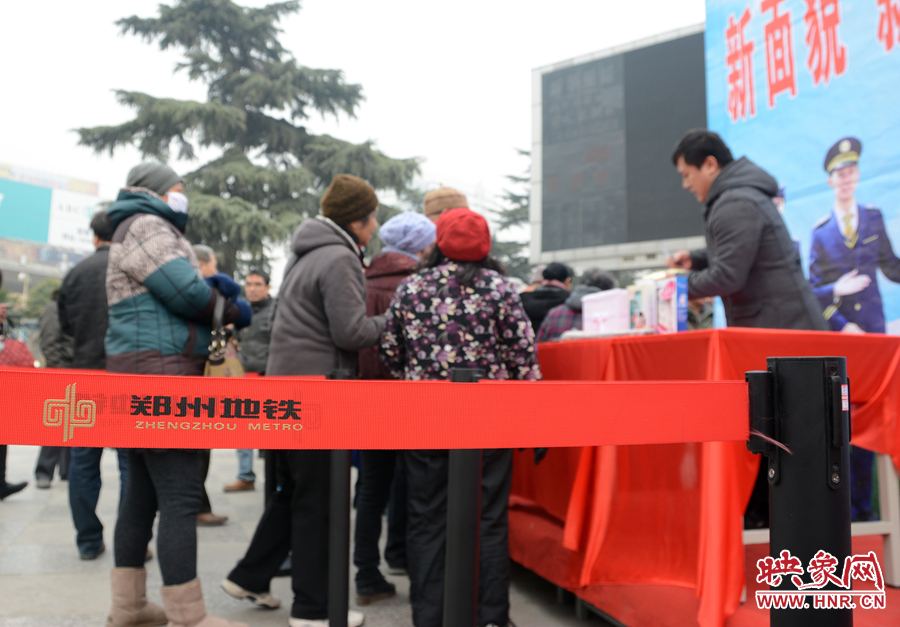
[167,191,189,214]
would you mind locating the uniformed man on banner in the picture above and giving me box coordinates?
[809,137,900,334]
[808,136,900,521]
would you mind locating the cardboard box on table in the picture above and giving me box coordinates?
[582,288,630,334]
[628,281,657,331]
[656,275,688,333]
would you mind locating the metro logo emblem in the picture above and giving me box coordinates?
[43,383,96,443]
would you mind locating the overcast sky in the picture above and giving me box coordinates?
[0,0,706,210]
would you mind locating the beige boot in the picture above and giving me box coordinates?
[105,567,168,627]
[160,578,248,627]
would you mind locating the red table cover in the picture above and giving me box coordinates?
[512,328,900,627]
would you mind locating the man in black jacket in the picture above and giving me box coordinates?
[223,269,274,493]
[58,211,130,560]
[34,290,74,488]
[668,129,826,331]
[519,262,574,330]
[667,130,827,529]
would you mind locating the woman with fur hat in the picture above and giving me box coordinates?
[223,174,384,627]
[379,208,541,627]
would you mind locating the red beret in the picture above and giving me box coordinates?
[436,208,491,262]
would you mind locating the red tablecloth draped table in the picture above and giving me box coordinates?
[511,328,900,627]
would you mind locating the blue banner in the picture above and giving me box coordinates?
[0,178,52,244]
[706,0,900,333]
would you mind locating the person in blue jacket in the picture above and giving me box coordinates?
[808,137,900,522]
[809,137,900,334]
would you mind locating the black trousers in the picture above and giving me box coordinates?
[114,450,202,585]
[353,450,408,586]
[405,449,512,627]
[228,450,331,620]
[386,454,408,569]
[35,446,70,480]
[197,449,212,514]
[0,445,10,484]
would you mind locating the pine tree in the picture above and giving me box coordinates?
[21,278,61,320]
[77,0,420,276]
[491,149,532,282]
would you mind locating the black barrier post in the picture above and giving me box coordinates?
[747,357,851,627]
[328,369,354,627]
[443,368,483,627]
[263,450,277,506]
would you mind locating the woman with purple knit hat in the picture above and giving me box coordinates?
[354,211,436,605]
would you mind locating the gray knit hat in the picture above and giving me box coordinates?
[126,162,182,196]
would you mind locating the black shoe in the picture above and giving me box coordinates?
[0,481,27,500]
[355,578,396,605]
[79,542,106,560]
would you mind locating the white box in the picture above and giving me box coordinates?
[582,288,630,334]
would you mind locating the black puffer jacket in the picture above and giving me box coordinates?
[520,285,569,330]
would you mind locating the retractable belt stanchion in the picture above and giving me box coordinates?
[443,368,484,627]
[327,369,354,627]
[0,364,756,626]
[747,357,852,627]
[263,450,277,506]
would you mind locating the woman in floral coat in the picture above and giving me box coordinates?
[379,208,540,627]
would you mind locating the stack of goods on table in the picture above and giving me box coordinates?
[566,270,688,339]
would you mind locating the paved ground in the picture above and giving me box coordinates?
[0,446,601,626]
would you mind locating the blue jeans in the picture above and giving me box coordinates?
[68,448,129,553]
[237,449,256,483]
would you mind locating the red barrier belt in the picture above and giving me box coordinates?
[0,368,749,449]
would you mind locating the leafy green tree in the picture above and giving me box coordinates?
[22,279,62,320]
[0,287,16,307]
[491,149,532,282]
[77,0,420,276]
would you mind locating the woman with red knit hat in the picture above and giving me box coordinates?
[379,208,541,627]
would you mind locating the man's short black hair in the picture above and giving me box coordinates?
[579,268,617,291]
[543,262,574,282]
[246,269,270,285]
[671,129,734,169]
[90,211,114,242]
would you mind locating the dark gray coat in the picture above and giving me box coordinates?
[267,217,385,376]
[58,245,109,370]
[39,300,74,368]
[689,157,827,330]
[237,295,273,373]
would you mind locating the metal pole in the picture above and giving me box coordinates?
[263,449,276,506]
[749,357,852,627]
[327,369,354,627]
[443,368,483,627]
